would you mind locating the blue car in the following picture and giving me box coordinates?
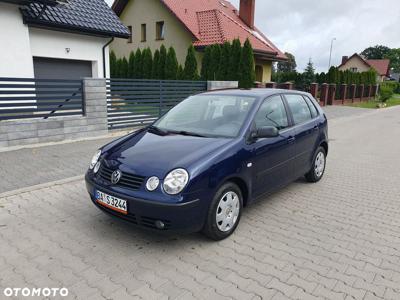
[85,89,328,240]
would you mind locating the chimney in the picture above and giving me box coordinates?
[342,56,349,64]
[239,0,255,29]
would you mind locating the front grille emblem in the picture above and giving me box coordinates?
[111,170,122,184]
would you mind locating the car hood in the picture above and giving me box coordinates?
[104,130,233,177]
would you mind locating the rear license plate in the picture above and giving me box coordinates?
[95,190,127,215]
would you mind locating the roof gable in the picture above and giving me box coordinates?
[113,0,286,60]
[20,0,130,38]
[366,59,390,76]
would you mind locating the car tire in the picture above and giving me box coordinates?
[202,182,243,241]
[305,146,326,183]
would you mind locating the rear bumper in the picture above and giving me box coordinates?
[85,174,206,233]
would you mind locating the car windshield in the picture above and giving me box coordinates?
[153,94,256,138]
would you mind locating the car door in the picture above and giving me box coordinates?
[250,95,297,197]
[283,94,320,178]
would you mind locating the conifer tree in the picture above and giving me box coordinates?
[133,48,142,79]
[121,57,129,78]
[177,65,184,80]
[158,45,167,79]
[127,51,135,78]
[109,51,117,78]
[217,41,231,80]
[152,49,160,79]
[201,46,212,80]
[142,48,153,79]
[165,47,179,80]
[228,39,242,81]
[183,45,199,80]
[239,39,255,88]
[209,44,221,80]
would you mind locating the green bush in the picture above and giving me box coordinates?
[239,39,255,89]
[381,81,400,94]
[158,45,167,80]
[152,49,160,79]
[165,47,179,80]
[142,48,153,79]
[183,45,199,80]
[379,85,394,102]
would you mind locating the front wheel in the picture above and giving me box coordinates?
[305,146,326,183]
[202,182,243,240]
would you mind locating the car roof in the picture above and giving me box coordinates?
[200,88,310,98]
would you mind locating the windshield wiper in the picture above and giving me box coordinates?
[170,130,208,138]
[148,125,169,135]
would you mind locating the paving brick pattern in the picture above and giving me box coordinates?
[1,106,400,299]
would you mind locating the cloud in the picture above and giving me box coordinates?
[107,0,400,72]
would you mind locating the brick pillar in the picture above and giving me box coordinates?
[359,84,365,101]
[280,82,294,90]
[83,78,109,134]
[327,84,336,105]
[310,83,318,99]
[254,82,265,88]
[350,84,356,102]
[320,83,329,106]
[340,84,347,103]
[266,82,277,89]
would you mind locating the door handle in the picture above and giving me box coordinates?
[287,136,296,144]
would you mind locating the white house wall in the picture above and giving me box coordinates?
[0,3,34,78]
[29,28,111,78]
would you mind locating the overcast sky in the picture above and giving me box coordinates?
[106,0,400,72]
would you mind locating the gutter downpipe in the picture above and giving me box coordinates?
[102,37,114,78]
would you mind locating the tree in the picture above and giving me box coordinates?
[277,52,297,73]
[142,48,153,79]
[183,45,199,80]
[177,65,184,80]
[239,39,255,88]
[385,48,400,73]
[303,58,316,85]
[201,45,212,80]
[127,51,135,78]
[165,47,179,80]
[133,48,142,79]
[361,45,391,59]
[158,45,167,79]
[120,57,129,78]
[209,44,221,80]
[228,39,242,81]
[109,51,117,78]
[152,49,160,79]
[217,41,231,80]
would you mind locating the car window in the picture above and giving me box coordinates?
[303,96,319,118]
[254,95,288,130]
[285,94,312,125]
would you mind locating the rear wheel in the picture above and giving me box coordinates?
[305,146,326,183]
[203,182,243,240]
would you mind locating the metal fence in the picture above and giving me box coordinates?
[0,77,84,121]
[106,79,207,130]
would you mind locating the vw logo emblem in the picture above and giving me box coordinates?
[111,170,122,184]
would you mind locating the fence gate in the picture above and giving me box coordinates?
[106,79,207,130]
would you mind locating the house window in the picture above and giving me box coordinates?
[156,21,165,40]
[141,24,147,42]
[127,26,132,43]
[350,67,358,73]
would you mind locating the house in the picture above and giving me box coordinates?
[111,0,287,83]
[0,0,130,79]
[338,54,390,82]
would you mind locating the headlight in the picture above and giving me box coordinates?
[93,161,101,174]
[89,150,102,170]
[163,168,189,195]
[146,176,160,191]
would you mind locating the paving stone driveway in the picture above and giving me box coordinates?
[1,106,400,299]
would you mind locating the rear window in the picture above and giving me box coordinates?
[303,96,319,118]
[285,94,312,125]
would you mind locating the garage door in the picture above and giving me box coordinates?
[33,57,92,79]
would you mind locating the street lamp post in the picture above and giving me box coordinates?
[328,38,336,69]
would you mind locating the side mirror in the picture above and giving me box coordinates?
[252,126,279,139]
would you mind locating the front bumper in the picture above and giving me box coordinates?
[85,174,206,233]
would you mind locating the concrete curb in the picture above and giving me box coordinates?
[0,175,84,199]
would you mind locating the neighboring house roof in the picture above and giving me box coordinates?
[113,0,286,61]
[19,0,130,38]
[339,53,390,76]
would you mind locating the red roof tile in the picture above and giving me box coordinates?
[113,0,286,60]
[366,59,390,76]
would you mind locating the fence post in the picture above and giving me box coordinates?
[82,78,108,134]
[328,84,336,105]
[340,84,347,104]
[266,82,277,88]
[320,83,329,106]
[279,82,294,90]
[310,83,318,99]
[350,84,356,103]
[359,84,365,101]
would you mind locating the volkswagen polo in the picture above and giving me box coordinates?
[85,89,328,240]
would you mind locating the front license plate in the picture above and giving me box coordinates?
[95,190,128,215]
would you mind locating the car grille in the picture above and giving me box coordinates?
[98,164,145,191]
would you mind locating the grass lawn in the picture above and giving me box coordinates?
[348,94,400,109]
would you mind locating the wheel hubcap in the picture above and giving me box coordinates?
[216,191,240,232]
[314,152,325,178]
